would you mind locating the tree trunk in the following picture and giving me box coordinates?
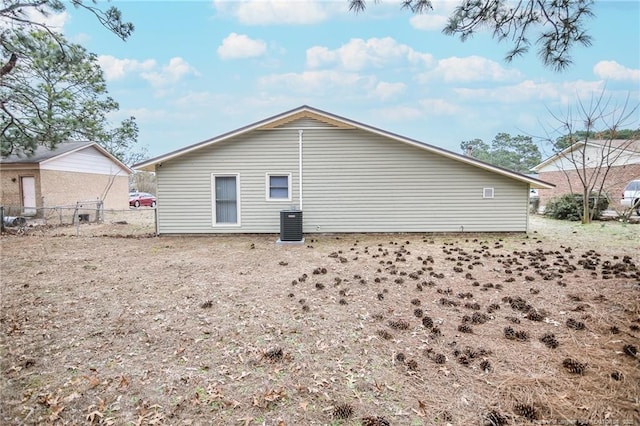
[582,188,590,224]
[0,53,18,78]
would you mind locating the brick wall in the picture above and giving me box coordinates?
[0,168,42,214]
[2,168,129,214]
[40,169,129,209]
[538,164,640,209]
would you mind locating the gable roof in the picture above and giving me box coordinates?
[532,139,640,172]
[1,141,132,174]
[134,105,553,189]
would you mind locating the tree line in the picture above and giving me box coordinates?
[460,128,639,175]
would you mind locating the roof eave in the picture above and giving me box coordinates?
[134,105,555,188]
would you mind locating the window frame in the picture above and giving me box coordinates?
[483,187,495,199]
[211,173,241,227]
[265,172,292,202]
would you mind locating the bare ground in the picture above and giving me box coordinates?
[1,214,639,426]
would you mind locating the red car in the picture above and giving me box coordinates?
[129,192,156,208]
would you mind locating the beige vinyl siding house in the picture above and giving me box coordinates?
[135,106,553,234]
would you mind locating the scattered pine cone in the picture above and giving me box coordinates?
[623,344,637,357]
[504,326,516,340]
[388,319,410,330]
[515,330,529,341]
[332,403,354,420]
[264,347,284,362]
[487,303,501,313]
[406,359,418,370]
[472,312,489,324]
[458,324,473,334]
[411,298,421,306]
[526,310,544,322]
[480,359,492,372]
[395,352,406,363]
[200,300,213,309]
[414,308,424,318]
[422,316,434,329]
[566,318,586,330]
[377,330,393,340]
[563,358,587,374]
[361,416,391,426]
[514,403,538,420]
[540,333,559,349]
[439,297,459,307]
[611,371,623,381]
[433,353,446,364]
[484,410,507,426]
[509,296,532,312]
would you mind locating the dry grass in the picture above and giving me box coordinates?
[1,216,639,425]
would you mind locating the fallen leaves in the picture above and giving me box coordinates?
[252,388,288,409]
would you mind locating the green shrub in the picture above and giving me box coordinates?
[544,193,609,221]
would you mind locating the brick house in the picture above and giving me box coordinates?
[532,140,640,211]
[0,141,132,217]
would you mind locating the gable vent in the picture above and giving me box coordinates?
[483,188,495,199]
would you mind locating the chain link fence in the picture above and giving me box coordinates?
[1,203,156,235]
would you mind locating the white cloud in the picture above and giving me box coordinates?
[98,55,156,80]
[217,33,267,60]
[307,37,433,71]
[409,13,448,31]
[593,61,640,82]
[141,57,199,87]
[422,55,522,83]
[373,82,406,100]
[371,105,424,122]
[409,0,456,31]
[454,79,605,104]
[213,0,330,25]
[418,98,461,115]
[258,69,405,101]
[23,7,69,31]
[258,70,374,94]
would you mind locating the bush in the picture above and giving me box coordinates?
[544,193,609,221]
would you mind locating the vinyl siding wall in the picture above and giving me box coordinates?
[156,119,529,234]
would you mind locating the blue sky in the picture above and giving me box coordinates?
[53,1,640,159]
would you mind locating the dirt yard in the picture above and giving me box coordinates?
[1,215,639,426]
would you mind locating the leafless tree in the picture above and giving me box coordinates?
[541,90,639,223]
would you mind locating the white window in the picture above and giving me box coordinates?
[212,174,240,226]
[266,173,291,201]
[483,187,495,199]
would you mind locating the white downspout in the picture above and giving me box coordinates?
[298,129,303,210]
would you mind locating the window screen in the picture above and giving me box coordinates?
[215,176,238,224]
[268,175,289,200]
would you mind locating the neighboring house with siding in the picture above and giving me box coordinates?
[0,141,132,216]
[532,139,640,210]
[133,105,553,235]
